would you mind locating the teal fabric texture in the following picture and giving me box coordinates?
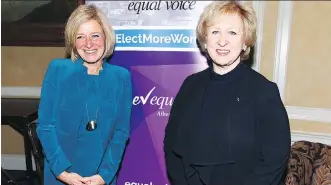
[37,58,132,185]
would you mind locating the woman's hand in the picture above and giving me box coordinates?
[82,174,105,185]
[58,171,85,185]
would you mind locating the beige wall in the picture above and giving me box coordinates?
[285,2,331,109]
[2,47,66,154]
[259,1,278,81]
[285,2,331,134]
[2,47,66,86]
[1,126,25,154]
[2,1,331,154]
[259,1,331,135]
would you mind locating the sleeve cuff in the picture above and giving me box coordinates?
[49,149,72,177]
[99,170,115,185]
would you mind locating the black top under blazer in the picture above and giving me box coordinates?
[164,63,291,185]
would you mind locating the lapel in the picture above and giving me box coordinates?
[173,68,211,155]
[185,69,211,126]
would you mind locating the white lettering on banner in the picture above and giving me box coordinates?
[157,111,170,117]
[170,34,193,44]
[124,182,169,185]
[116,33,196,45]
[144,34,152,43]
[133,87,174,116]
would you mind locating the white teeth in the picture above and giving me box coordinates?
[216,50,230,55]
[85,50,96,53]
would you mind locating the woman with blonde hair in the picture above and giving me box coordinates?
[164,1,291,185]
[37,4,132,185]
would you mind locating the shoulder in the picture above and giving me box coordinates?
[182,67,209,87]
[107,63,130,75]
[188,67,209,80]
[47,58,75,72]
[243,65,279,98]
[44,58,73,76]
[104,63,131,82]
[105,63,130,77]
[49,58,73,67]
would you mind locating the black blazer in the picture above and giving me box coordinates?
[164,64,291,185]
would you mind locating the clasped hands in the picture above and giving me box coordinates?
[58,171,105,185]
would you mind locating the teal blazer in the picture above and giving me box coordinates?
[37,58,132,185]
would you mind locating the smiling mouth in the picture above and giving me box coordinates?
[216,49,230,56]
[84,50,97,54]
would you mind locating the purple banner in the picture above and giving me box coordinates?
[86,1,212,184]
[111,51,207,185]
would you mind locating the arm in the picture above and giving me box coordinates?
[164,76,191,185]
[245,83,291,185]
[36,60,72,177]
[98,71,132,184]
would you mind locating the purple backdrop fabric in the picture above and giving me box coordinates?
[109,51,206,185]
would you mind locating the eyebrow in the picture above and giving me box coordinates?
[209,26,239,30]
[76,32,103,35]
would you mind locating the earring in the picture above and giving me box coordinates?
[205,44,207,49]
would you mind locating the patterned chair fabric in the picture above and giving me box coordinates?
[285,141,331,185]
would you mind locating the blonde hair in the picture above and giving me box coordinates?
[196,1,257,61]
[64,4,115,61]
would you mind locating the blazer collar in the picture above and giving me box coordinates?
[74,57,109,75]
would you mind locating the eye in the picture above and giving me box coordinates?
[211,30,219,35]
[229,31,237,35]
[91,34,101,38]
[76,35,84,39]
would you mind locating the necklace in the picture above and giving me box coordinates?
[85,104,99,131]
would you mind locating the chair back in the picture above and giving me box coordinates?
[26,119,44,185]
[27,121,43,159]
[285,141,331,185]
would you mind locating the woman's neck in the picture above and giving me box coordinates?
[213,59,240,75]
[83,60,103,75]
